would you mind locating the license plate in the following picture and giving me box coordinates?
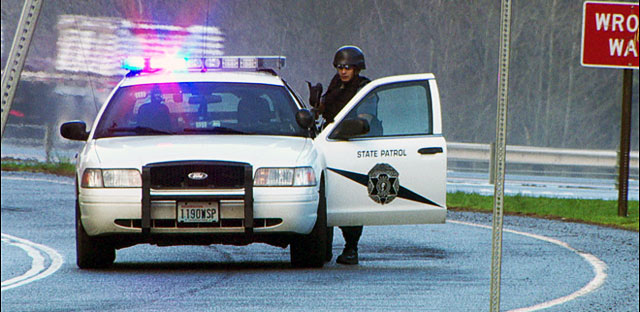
[177,201,219,223]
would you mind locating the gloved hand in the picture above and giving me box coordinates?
[311,107,321,119]
[306,81,323,108]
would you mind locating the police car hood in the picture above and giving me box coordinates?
[91,135,314,168]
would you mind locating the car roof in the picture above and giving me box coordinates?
[119,70,286,87]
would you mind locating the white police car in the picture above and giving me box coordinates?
[60,56,447,269]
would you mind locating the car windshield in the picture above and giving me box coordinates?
[93,82,306,139]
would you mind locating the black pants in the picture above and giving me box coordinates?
[327,226,363,251]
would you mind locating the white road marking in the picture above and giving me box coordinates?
[1,175,68,291]
[1,239,45,287]
[448,220,607,312]
[1,233,64,291]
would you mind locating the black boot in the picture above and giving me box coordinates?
[336,226,362,265]
[336,247,358,265]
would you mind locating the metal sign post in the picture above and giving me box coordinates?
[1,0,43,138]
[581,1,639,217]
[489,0,512,311]
[618,68,633,217]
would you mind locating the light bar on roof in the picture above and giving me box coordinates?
[256,57,286,69]
[222,58,239,69]
[122,57,145,71]
[204,58,221,68]
[150,56,187,71]
[186,58,204,69]
[121,56,286,74]
[240,57,258,69]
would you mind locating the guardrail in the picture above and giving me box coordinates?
[447,142,639,169]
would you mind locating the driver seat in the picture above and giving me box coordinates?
[237,97,271,126]
[137,102,172,132]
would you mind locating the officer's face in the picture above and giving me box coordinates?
[336,65,356,83]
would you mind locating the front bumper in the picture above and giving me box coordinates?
[78,186,319,237]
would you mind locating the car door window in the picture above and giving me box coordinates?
[343,81,432,138]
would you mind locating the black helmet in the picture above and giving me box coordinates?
[333,45,366,70]
[150,87,164,103]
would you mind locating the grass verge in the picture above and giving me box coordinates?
[448,192,639,231]
[2,158,638,231]
[1,158,75,177]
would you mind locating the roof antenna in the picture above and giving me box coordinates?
[203,0,211,59]
[279,18,288,61]
[72,15,101,114]
[276,0,287,62]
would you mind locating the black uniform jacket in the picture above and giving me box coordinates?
[321,74,370,123]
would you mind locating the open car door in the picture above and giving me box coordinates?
[315,73,447,226]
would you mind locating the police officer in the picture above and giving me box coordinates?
[137,87,172,132]
[310,45,370,265]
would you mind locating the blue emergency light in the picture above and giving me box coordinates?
[121,56,286,75]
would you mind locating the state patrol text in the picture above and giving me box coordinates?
[357,149,407,158]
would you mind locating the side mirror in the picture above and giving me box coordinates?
[295,109,314,129]
[329,118,370,140]
[60,121,89,141]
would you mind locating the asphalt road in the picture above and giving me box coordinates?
[1,171,638,312]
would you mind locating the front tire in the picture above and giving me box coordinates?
[290,180,327,268]
[76,199,115,269]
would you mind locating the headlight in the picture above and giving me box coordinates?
[254,167,316,186]
[81,169,141,188]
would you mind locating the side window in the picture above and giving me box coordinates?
[346,80,432,138]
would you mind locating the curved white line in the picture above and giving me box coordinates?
[1,233,64,291]
[448,220,607,312]
[0,240,45,287]
[1,175,69,291]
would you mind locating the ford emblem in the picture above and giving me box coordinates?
[188,172,208,180]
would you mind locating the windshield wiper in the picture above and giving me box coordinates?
[107,126,173,135]
[182,127,249,134]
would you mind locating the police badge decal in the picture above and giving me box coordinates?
[367,163,400,204]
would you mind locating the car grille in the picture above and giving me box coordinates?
[141,160,255,234]
[148,161,246,189]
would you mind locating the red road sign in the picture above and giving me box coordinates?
[582,1,639,69]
